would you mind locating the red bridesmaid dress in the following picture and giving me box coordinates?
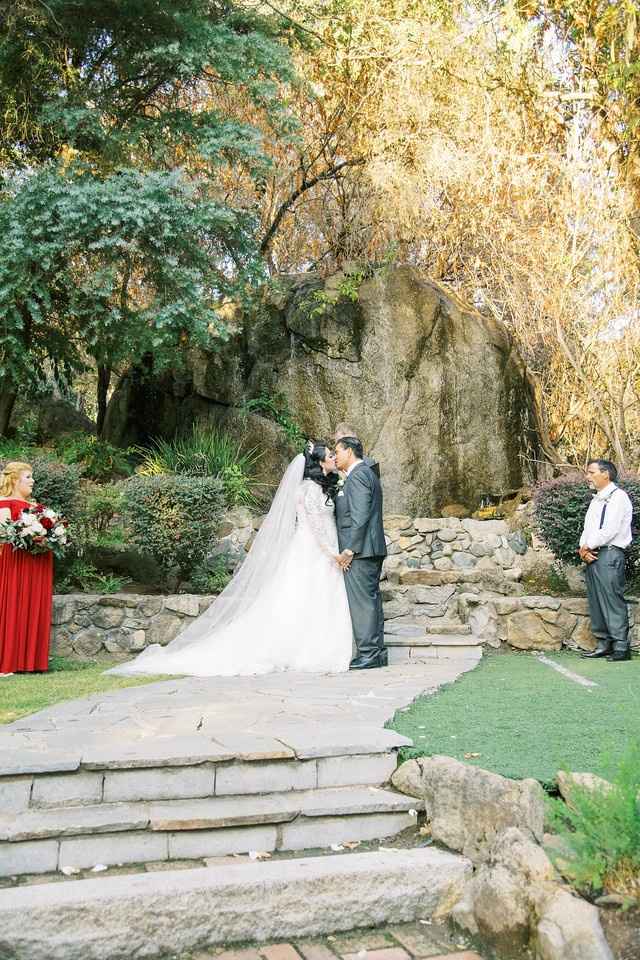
[0,498,53,672]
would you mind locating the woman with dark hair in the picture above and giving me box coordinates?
[111,441,352,677]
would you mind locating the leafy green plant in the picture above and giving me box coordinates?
[54,432,133,482]
[533,472,640,582]
[0,439,36,462]
[135,426,261,506]
[79,484,125,537]
[521,558,572,597]
[123,474,225,583]
[240,392,304,448]
[189,559,232,595]
[55,558,131,595]
[548,745,640,898]
[30,457,80,519]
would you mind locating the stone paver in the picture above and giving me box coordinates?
[185,924,486,960]
[1,661,478,768]
[343,949,411,960]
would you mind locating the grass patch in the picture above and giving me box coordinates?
[0,656,168,725]
[389,649,640,785]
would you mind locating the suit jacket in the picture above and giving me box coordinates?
[335,462,387,559]
[363,455,380,478]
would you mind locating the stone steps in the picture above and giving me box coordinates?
[1,730,406,815]
[383,619,484,665]
[425,621,472,635]
[0,848,473,960]
[0,785,422,877]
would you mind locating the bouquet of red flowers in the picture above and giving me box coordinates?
[0,504,70,559]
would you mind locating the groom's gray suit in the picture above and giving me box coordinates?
[335,462,387,664]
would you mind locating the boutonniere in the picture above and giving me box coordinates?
[336,476,346,497]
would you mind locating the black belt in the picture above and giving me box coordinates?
[598,545,624,552]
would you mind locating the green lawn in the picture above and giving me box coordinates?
[0,657,168,725]
[389,650,640,785]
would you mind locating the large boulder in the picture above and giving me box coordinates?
[392,755,544,860]
[536,888,614,960]
[452,827,555,948]
[104,267,540,514]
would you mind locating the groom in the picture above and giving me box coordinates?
[334,437,388,669]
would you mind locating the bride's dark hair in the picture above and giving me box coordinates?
[303,441,339,500]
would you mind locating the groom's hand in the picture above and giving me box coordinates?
[337,549,354,570]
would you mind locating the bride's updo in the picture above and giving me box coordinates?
[303,442,339,500]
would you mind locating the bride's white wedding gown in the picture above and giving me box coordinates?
[110,470,352,678]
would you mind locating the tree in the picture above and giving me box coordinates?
[0,0,294,434]
[0,166,264,435]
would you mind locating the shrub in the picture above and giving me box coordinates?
[55,557,131,595]
[521,557,572,597]
[123,474,225,582]
[54,432,133,482]
[548,745,640,897]
[533,472,640,583]
[135,425,261,506]
[30,457,81,519]
[188,558,233,595]
[80,484,125,536]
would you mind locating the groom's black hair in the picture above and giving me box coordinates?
[304,442,339,500]
[336,436,364,460]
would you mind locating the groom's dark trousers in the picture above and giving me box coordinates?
[335,463,387,662]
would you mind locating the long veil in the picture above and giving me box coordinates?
[108,454,306,673]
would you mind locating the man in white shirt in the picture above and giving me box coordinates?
[579,459,633,662]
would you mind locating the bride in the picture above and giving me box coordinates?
[109,443,353,677]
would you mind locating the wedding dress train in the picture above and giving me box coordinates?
[109,457,352,677]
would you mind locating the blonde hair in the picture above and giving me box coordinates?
[0,462,33,498]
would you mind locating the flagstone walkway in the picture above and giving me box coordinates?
[1,659,480,764]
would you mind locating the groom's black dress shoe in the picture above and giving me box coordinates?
[606,650,631,662]
[350,653,381,670]
[581,645,612,659]
[378,649,388,667]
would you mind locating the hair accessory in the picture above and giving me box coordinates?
[306,439,315,455]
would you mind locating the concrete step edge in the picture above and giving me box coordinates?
[0,848,473,960]
[0,786,423,843]
[0,738,409,780]
[385,635,484,647]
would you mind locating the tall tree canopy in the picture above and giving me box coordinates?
[0,0,295,433]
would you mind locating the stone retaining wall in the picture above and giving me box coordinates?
[383,514,526,581]
[460,592,638,651]
[53,511,638,659]
[52,594,214,658]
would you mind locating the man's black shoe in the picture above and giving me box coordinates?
[606,650,631,662]
[349,653,381,670]
[378,649,389,667]
[581,645,612,659]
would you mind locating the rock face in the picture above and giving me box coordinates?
[391,755,544,861]
[104,267,540,513]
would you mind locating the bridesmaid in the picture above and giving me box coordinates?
[0,462,53,674]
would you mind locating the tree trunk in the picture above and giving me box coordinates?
[96,365,112,438]
[0,386,17,438]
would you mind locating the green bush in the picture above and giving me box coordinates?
[54,432,133,482]
[189,558,233,595]
[55,557,131,595]
[30,457,81,518]
[123,474,225,583]
[80,484,125,537]
[135,425,261,506]
[533,472,640,582]
[548,745,640,897]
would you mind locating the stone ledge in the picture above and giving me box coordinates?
[0,848,473,960]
